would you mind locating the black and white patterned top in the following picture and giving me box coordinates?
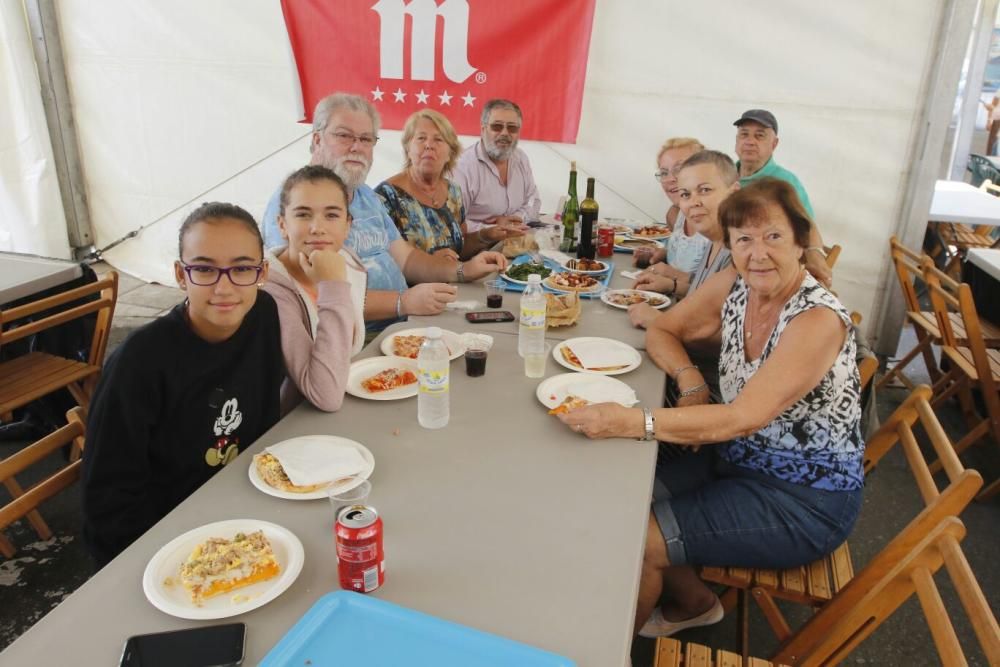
[717,274,864,491]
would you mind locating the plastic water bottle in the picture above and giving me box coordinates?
[518,274,547,368]
[417,327,449,429]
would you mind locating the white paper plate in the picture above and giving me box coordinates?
[502,264,556,285]
[613,237,663,253]
[536,373,639,410]
[248,435,375,500]
[346,357,419,400]
[561,258,610,275]
[601,289,671,310]
[142,519,304,620]
[543,274,605,294]
[552,337,642,376]
[380,327,464,361]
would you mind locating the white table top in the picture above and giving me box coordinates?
[929,180,1000,227]
[1,323,662,665]
[966,248,1000,281]
[0,251,82,304]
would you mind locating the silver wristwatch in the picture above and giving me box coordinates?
[456,262,466,283]
[641,407,656,441]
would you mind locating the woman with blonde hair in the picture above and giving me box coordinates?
[376,109,524,260]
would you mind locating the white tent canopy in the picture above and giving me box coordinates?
[0,0,983,347]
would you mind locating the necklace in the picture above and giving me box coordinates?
[745,293,782,342]
[408,171,444,208]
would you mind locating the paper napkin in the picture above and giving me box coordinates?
[266,436,368,487]
[568,340,636,370]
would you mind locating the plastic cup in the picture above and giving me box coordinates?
[484,279,505,308]
[634,247,654,270]
[524,342,552,378]
[465,341,489,377]
[327,477,372,520]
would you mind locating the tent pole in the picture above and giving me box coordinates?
[873,0,978,358]
[24,0,94,258]
[949,0,998,180]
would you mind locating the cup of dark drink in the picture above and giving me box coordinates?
[485,279,504,308]
[463,334,492,377]
[633,247,654,270]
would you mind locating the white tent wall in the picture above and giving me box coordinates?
[52,0,950,330]
[0,1,71,258]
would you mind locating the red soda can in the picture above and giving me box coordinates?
[597,225,614,257]
[335,505,384,593]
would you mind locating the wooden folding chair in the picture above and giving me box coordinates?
[0,271,118,420]
[0,407,87,557]
[655,516,999,666]
[821,244,841,270]
[876,237,947,390]
[699,385,983,657]
[923,259,1000,500]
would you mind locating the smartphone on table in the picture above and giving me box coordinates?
[466,310,515,323]
[120,623,246,667]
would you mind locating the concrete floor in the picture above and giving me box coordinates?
[0,265,997,665]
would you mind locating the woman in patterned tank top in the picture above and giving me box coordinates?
[555,178,863,639]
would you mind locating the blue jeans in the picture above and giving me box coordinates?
[651,447,862,568]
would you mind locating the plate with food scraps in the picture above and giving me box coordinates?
[248,435,375,500]
[562,257,610,274]
[552,337,642,376]
[628,225,672,240]
[603,217,642,234]
[142,519,304,620]
[537,372,639,412]
[544,272,605,293]
[613,236,663,253]
[346,356,419,400]
[380,327,464,361]
[601,289,671,310]
[502,261,556,285]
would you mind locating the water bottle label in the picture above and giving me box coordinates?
[419,369,449,394]
[520,306,546,329]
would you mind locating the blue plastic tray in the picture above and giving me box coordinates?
[260,591,576,666]
[500,255,611,299]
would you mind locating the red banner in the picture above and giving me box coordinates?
[280,0,596,143]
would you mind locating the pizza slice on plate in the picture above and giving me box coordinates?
[361,368,418,393]
[547,395,592,415]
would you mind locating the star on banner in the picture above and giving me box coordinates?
[371,86,384,102]
[393,88,407,103]
[415,89,429,104]
[462,92,476,107]
[438,90,452,106]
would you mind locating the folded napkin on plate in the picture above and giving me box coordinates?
[266,436,368,487]
[620,270,642,280]
[445,300,478,311]
[568,340,635,370]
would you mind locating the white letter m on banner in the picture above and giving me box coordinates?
[372,0,476,83]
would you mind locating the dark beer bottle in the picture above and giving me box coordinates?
[560,162,579,253]
[577,177,598,260]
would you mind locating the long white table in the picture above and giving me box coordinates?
[966,247,1000,281]
[1,297,664,664]
[929,179,1000,227]
[0,251,83,304]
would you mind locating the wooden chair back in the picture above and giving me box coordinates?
[0,271,118,367]
[772,515,998,666]
[0,407,87,557]
[822,244,842,269]
[888,236,927,313]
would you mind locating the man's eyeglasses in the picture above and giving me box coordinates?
[328,130,379,147]
[181,263,264,286]
[488,122,521,134]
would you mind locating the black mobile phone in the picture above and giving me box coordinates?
[525,220,547,228]
[466,310,515,323]
[120,623,246,667]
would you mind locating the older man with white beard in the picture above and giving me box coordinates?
[453,99,541,232]
[261,93,507,333]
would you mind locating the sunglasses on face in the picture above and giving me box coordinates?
[487,123,520,134]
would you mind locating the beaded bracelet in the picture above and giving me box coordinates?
[677,382,708,398]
